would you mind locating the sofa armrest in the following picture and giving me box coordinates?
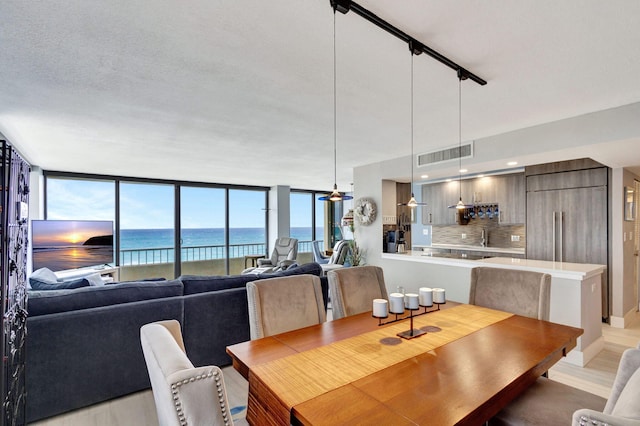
[573,409,640,426]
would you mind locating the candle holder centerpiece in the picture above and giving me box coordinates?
[372,288,446,340]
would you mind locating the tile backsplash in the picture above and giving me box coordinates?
[432,220,525,249]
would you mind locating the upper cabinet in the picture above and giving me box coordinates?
[494,173,525,224]
[422,181,460,225]
[421,173,525,225]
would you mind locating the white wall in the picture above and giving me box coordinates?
[355,103,640,325]
[610,168,640,327]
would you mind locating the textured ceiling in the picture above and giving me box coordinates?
[1,0,640,191]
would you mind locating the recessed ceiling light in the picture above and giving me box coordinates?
[421,174,429,179]
[477,174,485,178]
[507,161,518,166]
[446,178,452,182]
[459,168,468,173]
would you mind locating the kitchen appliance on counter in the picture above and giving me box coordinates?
[385,230,405,253]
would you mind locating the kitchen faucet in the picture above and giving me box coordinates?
[481,228,488,247]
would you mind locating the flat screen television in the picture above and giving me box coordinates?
[31,220,114,272]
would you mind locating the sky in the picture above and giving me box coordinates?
[46,178,322,229]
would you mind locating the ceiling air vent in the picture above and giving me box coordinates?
[417,142,474,167]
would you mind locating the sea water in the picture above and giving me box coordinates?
[119,227,321,264]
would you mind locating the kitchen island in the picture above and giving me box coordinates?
[381,250,605,366]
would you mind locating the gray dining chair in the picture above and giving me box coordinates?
[246,274,326,339]
[140,320,237,426]
[468,266,551,321]
[490,344,640,425]
[328,265,389,320]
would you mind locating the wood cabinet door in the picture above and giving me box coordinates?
[526,189,561,261]
[558,186,607,264]
[496,174,525,224]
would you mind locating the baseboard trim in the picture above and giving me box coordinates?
[562,336,605,367]
[610,307,638,329]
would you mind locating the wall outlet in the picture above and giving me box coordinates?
[423,228,430,236]
[511,235,520,242]
[461,233,467,239]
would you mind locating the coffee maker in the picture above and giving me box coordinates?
[385,230,405,253]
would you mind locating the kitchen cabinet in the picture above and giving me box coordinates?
[422,181,459,225]
[495,173,525,224]
[525,160,609,319]
[421,173,525,225]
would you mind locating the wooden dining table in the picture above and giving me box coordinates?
[226,303,583,426]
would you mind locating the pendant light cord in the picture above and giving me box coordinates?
[458,76,462,201]
[410,53,414,192]
[333,10,337,187]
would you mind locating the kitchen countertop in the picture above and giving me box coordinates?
[382,251,605,280]
[414,244,525,255]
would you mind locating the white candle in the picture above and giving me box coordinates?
[419,287,433,306]
[389,293,405,314]
[433,288,446,304]
[372,299,388,318]
[405,293,419,309]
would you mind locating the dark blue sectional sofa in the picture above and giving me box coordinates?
[25,262,327,423]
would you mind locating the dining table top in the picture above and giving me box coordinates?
[226,302,583,426]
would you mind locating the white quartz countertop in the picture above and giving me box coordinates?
[415,244,525,255]
[382,251,605,280]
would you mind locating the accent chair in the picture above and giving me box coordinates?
[242,237,298,274]
[490,344,640,425]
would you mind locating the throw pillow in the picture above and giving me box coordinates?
[30,277,91,290]
[611,365,640,419]
[29,267,59,283]
[85,273,105,286]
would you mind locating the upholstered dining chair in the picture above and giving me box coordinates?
[490,344,640,425]
[328,265,389,320]
[140,320,236,426]
[246,274,326,340]
[468,266,551,321]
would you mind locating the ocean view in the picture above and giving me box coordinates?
[120,227,320,249]
[119,227,322,265]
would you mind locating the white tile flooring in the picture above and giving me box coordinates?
[30,312,640,425]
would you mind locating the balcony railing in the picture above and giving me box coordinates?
[119,240,317,265]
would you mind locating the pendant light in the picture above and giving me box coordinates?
[319,9,352,202]
[398,43,426,207]
[455,69,471,210]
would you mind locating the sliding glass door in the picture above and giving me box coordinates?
[119,182,175,279]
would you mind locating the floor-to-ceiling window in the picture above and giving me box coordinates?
[180,186,226,275]
[229,189,267,274]
[119,181,175,279]
[46,177,115,221]
[42,172,268,279]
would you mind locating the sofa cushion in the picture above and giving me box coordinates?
[27,279,183,316]
[180,262,323,295]
[30,277,90,290]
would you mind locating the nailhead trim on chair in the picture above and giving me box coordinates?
[578,415,610,426]
[170,369,231,426]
